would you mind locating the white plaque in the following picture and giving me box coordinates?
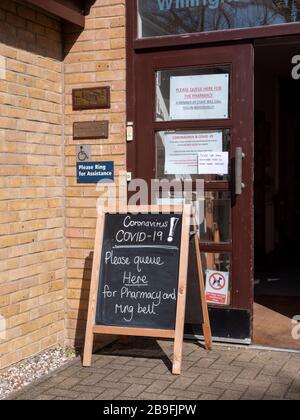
[170,74,229,120]
[198,152,229,175]
[164,131,223,175]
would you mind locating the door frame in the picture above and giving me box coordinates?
[130,43,254,309]
[126,3,300,342]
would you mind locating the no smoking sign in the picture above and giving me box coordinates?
[206,270,229,305]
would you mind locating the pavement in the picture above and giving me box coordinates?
[7,338,300,400]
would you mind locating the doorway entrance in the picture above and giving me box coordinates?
[128,28,300,347]
[130,44,254,343]
[254,36,300,350]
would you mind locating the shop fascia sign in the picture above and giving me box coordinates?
[157,0,239,12]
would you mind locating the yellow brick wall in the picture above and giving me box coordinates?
[64,0,126,346]
[0,0,127,369]
[0,0,65,369]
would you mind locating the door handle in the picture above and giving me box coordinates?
[235,147,245,195]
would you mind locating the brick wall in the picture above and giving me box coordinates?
[63,0,126,347]
[0,0,65,369]
[0,0,127,369]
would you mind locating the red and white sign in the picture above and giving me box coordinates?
[170,74,229,120]
[164,131,223,175]
[205,270,229,305]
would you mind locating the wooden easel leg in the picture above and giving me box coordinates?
[192,213,212,351]
[202,320,212,351]
[172,287,185,375]
[172,205,191,375]
[83,214,106,367]
[172,340,183,375]
[83,328,94,367]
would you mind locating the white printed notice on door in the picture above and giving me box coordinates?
[170,74,229,120]
[205,270,229,305]
[198,152,229,175]
[164,131,223,175]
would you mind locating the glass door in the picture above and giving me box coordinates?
[130,44,254,342]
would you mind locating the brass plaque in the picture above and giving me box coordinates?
[76,145,91,162]
[72,87,110,110]
[73,121,109,140]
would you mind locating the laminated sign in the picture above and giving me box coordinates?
[205,270,229,305]
[164,131,223,175]
[198,152,229,175]
[170,74,229,120]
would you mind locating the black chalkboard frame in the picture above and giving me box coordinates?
[83,205,192,375]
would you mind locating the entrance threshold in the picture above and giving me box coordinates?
[249,345,300,355]
[185,334,251,346]
[187,336,300,354]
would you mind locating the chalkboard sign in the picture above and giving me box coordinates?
[83,205,212,375]
[96,213,182,330]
